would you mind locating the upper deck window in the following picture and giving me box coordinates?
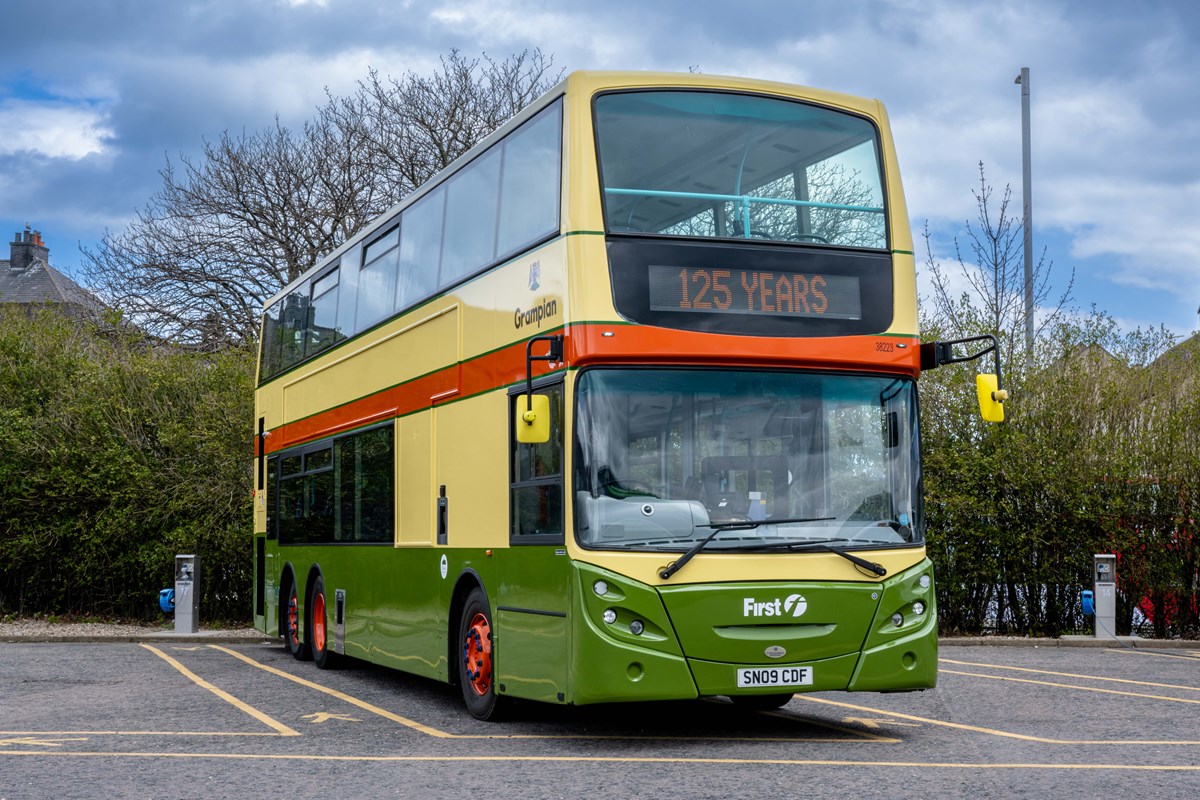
[595,91,886,250]
[258,98,563,385]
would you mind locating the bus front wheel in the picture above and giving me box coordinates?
[457,587,506,720]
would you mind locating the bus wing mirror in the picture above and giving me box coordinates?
[516,394,551,444]
[922,334,1008,424]
[975,374,1007,423]
[518,334,562,444]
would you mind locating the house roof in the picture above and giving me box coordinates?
[1,226,104,312]
[0,256,104,310]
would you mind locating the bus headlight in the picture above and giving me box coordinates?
[593,580,609,596]
[629,620,645,636]
[912,601,926,616]
[891,612,903,627]
[602,609,617,625]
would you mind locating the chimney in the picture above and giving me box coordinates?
[9,225,50,271]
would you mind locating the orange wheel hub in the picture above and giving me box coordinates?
[287,590,300,646]
[462,613,493,696]
[312,592,327,653]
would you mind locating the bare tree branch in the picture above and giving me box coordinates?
[82,49,562,349]
[921,161,1074,371]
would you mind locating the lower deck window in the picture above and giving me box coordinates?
[271,424,394,545]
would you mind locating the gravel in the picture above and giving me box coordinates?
[0,618,271,642]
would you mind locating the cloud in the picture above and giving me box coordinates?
[0,100,112,159]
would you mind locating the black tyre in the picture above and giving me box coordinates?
[456,587,506,721]
[729,693,794,711]
[310,575,338,670]
[284,579,311,661]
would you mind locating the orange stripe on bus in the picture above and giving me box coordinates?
[566,325,921,370]
[264,324,921,454]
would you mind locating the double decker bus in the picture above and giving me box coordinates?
[253,71,1004,720]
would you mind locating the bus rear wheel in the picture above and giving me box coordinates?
[457,587,505,720]
[285,580,311,661]
[310,575,338,670]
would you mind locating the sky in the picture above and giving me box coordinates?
[2,0,1199,336]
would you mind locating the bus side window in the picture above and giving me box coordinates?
[510,383,564,543]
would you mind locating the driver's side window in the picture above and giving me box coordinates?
[509,382,564,543]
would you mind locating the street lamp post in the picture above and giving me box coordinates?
[1015,67,1034,363]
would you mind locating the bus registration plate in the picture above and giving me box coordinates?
[736,666,814,688]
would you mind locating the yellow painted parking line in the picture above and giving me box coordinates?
[941,658,1200,693]
[1106,648,1200,662]
[210,646,886,743]
[0,750,1198,770]
[140,644,300,737]
[0,737,88,747]
[760,710,900,742]
[940,668,1200,706]
[791,695,1200,745]
[0,731,282,738]
[208,645,454,738]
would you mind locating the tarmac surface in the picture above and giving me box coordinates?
[0,623,1197,799]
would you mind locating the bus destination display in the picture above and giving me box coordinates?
[647,265,862,320]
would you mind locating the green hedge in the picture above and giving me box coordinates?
[922,322,1199,638]
[0,307,253,622]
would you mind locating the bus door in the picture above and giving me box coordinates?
[499,380,569,703]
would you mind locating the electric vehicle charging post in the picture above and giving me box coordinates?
[1092,554,1117,639]
[174,554,199,634]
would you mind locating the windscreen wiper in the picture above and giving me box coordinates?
[782,539,888,576]
[658,516,836,580]
[689,537,888,576]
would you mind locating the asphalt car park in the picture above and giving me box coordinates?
[1,641,1198,799]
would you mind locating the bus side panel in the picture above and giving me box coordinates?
[280,304,460,426]
[495,546,571,703]
[397,413,433,544]
[433,397,508,551]
[369,549,448,681]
